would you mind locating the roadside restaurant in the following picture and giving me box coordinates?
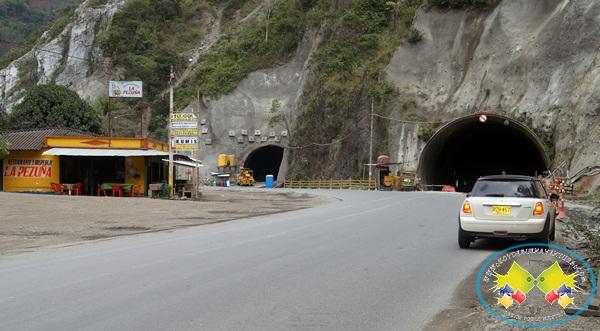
[0,128,198,196]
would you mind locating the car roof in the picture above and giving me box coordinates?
[477,175,538,181]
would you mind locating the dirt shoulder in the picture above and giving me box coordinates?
[423,208,600,331]
[0,189,333,256]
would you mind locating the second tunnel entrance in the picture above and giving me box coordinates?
[418,114,549,192]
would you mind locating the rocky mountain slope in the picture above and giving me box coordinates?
[1,0,600,190]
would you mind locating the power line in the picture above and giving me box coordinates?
[0,36,89,62]
[372,112,447,125]
[282,114,369,150]
[32,47,88,61]
[280,109,450,150]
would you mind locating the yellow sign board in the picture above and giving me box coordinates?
[171,113,196,121]
[172,128,198,136]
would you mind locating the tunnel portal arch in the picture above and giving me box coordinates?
[243,145,285,182]
[417,114,549,192]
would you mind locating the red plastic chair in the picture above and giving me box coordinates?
[50,183,64,194]
[130,185,142,197]
[112,184,124,197]
[73,183,82,196]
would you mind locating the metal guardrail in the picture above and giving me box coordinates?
[284,179,376,190]
[570,166,600,183]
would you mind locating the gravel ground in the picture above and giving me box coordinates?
[0,189,332,256]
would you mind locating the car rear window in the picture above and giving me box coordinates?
[471,179,538,198]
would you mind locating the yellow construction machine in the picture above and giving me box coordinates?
[237,167,255,186]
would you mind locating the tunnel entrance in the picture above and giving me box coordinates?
[418,114,549,192]
[244,145,284,182]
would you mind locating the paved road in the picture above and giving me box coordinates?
[0,190,494,331]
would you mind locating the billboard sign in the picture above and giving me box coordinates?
[109,81,143,98]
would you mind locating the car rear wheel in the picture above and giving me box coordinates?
[458,230,471,249]
[534,218,551,244]
[549,220,556,241]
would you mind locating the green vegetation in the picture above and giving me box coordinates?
[175,0,308,107]
[289,0,422,178]
[8,84,104,134]
[0,0,78,68]
[417,121,442,141]
[100,0,207,98]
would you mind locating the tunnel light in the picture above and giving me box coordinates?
[533,202,544,216]
[462,201,472,215]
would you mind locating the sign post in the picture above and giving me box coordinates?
[167,78,200,198]
[108,81,144,137]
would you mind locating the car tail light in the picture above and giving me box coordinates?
[534,202,544,216]
[463,201,472,215]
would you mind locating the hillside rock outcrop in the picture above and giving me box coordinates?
[385,0,600,189]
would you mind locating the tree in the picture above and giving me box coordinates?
[265,0,273,42]
[8,84,104,134]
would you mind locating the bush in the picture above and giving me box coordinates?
[407,27,423,43]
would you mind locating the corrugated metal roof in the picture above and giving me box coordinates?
[0,128,92,151]
[42,148,169,157]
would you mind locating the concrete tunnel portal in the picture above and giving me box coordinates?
[244,145,284,182]
[417,114,549,192]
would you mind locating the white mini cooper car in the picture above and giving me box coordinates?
[458,175,559,248]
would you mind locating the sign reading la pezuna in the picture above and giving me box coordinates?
[109,81,143,98]
[3,159,53,177]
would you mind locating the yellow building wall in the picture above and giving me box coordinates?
[125,157,146,194]
[2,150,60,192]
[45,137,168,151]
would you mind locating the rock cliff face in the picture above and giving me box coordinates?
[1,0,126,110]
[187,29,321,179]
[385,0,600,190]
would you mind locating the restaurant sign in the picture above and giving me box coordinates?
[3,159,53,178]
[109,81,143,98]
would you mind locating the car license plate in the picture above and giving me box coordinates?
[492,206,512,215]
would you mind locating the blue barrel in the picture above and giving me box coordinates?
[265,175,274,189]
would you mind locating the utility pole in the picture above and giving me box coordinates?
[368,96,374,188]
[194,88,201,197]
[168,65,175,198]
